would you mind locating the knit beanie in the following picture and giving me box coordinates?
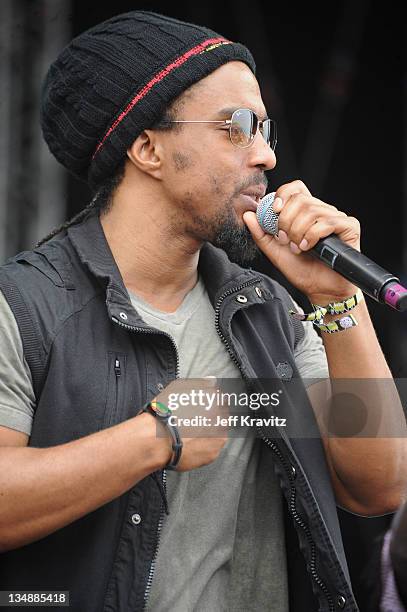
[40,11,256,189]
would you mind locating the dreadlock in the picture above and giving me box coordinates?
[36,95,186,248]
[35,158,127,248]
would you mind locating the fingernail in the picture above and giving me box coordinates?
[277,230,289,244]
[273,197,283,212]
[299,238,309,250]
[290,241,301,254]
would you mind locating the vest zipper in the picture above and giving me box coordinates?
[214,277,260,369]
[111,358,121,424]
[143,468,167,609]
[110,316,178,610]
[214,282,335,612]
[258,433,335,612]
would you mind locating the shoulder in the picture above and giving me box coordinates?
[0,237,103,398]
[0,235,102,322]
[0,289,35,436]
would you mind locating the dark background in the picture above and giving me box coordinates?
[69,1,407,374]
[1,1,406,609]
[3,0,405,370]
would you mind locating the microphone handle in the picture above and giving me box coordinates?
[256,196,407,312]
[311,235,407,311]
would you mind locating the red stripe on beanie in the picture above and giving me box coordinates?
[92,37,229,159]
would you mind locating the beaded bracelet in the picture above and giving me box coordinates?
[289,290,363,333]
[320,290,364,316]
[314,313,358,333]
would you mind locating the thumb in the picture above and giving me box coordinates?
[243,211,271,242]
[243,211,283,264]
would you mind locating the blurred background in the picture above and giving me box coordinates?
[1,0,406,373]
[0,2,406,608]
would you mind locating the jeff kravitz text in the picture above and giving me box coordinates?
[168,414,287,427]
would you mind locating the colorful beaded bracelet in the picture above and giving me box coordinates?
[289,290,363,333]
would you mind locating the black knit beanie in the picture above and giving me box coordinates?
[40,11,256,189]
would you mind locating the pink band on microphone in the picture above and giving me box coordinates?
[384,283,407,308]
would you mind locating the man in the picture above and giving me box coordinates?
[0,10,405,612]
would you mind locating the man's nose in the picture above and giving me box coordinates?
[249,132,277,171]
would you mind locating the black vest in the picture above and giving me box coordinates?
[0,215,358,611]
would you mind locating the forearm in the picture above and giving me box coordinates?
[307,296,407,514]
[244,180,407,513]
[0,413,171,552]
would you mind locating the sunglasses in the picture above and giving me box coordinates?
[168,108,277,150]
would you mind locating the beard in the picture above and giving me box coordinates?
[210,212,259,266]
[211,174,268,265]
[175,197,259,266]
[174,174,267,266]
[180,200,260,266]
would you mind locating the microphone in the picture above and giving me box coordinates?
[256,192,407,312]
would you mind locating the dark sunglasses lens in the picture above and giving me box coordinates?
[230,109,256,147]
[262,119,277,151]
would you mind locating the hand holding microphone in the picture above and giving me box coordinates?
[243,180,407,312]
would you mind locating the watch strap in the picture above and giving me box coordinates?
[140,401,183,470]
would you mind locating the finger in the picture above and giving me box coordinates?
[283,194,339,217]
[296,216,361,251]
[275,179,312,202]
[275,195,340,239]
[276,229,290,245]
[198,377,219,392]
[243,211,275,245]
[289,209,347,246]
[244,210,298,266]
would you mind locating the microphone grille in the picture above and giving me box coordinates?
[256,192,279,236]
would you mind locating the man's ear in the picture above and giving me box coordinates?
[127,130,164,178]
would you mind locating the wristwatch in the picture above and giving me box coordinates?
[140,400,183,470]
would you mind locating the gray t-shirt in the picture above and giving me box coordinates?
[127,279,328,612]
[129,280,289,612]
[0,280,329,612]
[0,292,36,434]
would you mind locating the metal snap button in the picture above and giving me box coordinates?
[236,295,248,303]
[255,287,262,298]
[131,513,141,525]
[157,383,164,392]
[336,595,346,609]
[119,312,128,321]
[276,361,293,380]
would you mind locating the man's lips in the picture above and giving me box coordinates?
[239,186,267,211]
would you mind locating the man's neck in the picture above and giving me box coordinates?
[100,195,201,313]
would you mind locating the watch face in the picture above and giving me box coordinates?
[150,400,171,417]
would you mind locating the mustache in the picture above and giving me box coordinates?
[233,174,268,197]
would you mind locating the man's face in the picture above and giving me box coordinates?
[158,61,276,265]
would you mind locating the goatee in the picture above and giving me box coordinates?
[212,218,259,266]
